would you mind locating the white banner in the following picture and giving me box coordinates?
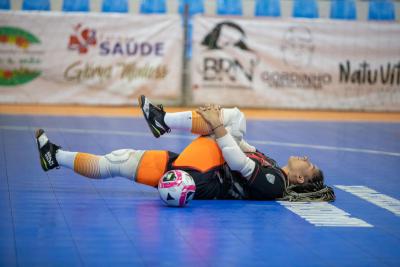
[0,11,183,105]
[191,16,400,111]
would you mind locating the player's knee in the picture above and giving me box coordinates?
[228,107,246,140]
[99,149,144,180]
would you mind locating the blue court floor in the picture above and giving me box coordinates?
[1,114,400,267]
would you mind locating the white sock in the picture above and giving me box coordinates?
[164,111,193,131]
[164,109,241,132]
[56,150,77,169]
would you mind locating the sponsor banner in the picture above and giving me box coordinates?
[191,16,400,111]
[0,11,182,105]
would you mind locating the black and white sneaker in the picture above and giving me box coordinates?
[138,95,171,138]
[35,129,60,171]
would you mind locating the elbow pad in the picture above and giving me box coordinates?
[217,134,255,177]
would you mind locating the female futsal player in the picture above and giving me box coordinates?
[35,96,335,201]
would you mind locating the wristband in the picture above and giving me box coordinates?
[212,124,223,132]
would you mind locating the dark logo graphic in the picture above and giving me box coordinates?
[68,24,97,54]
[202,21,252,52]
[200,21,259,85]
[281,26,315,68]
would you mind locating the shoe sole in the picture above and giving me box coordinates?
[138,95,161,138]
[35,128,49,171]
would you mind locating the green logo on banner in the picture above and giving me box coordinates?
[0,26,42,86]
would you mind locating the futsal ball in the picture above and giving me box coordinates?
[158,170,196,207]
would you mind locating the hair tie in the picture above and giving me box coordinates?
[212,124,223,132]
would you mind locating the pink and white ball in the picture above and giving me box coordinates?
[158,170,196,207]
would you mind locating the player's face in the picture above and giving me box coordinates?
[287,156,317,184]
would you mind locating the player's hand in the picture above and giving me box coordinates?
[196,104,222,129]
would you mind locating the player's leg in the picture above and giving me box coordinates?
[138,95,250,141]
[35,129,172,186]
[181,108,256,152]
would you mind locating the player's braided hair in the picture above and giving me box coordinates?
[279,169,335,202]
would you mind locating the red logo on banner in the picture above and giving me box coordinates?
[68,24,96,54]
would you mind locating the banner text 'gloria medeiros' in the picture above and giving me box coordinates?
[339,60,400,85]
[260,71,332,90]
[63,61,168,82]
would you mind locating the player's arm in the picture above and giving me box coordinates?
[196,105,255,179]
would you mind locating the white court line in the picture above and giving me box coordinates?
[1,125,400,157]
[278,201,373,227]
[250,140,400,157]
[335,185,400,216]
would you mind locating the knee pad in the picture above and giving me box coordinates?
[223,107,246,142]
[99,149,145,180]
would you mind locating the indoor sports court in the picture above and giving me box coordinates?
[1,106,399,266]
[1,0,400,266]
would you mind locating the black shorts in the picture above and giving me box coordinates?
[165,151,230,200]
